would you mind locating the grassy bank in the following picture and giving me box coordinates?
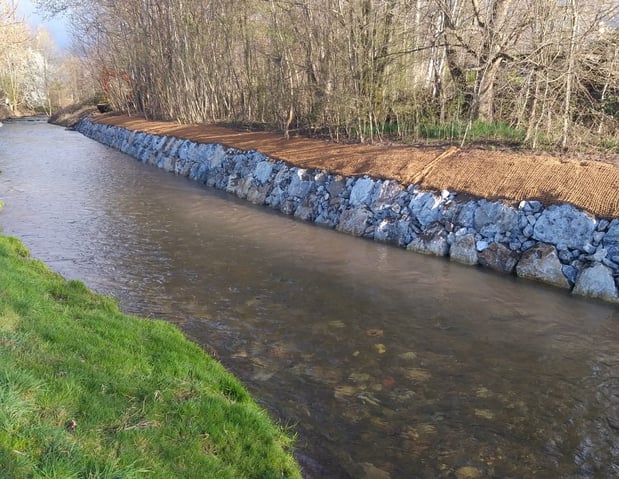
[0,234,301,478]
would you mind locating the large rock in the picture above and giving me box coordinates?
[450,233,478,265]
[532,204,596,250]
[573,264,619,302]
[349,177,375,207]
[287,168,313,198]
[602,219,619,261]
[372,180,403,211]
[478,243,520,273]
[515,243,570,288]
[474,200,518,238]
[337,206,373,237]
[253,160,274,184]
[409,192,443,227]
[206,144,227,169]
[407,223,449,256]
[455,201,478,228]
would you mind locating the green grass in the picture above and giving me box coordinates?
[418,120,526,145]
[0,235,301,478]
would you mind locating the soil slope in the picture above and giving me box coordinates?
[94,114,619,219]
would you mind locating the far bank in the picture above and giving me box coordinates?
[76,116,619,303]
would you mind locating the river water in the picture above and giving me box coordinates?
[1,119,618,478]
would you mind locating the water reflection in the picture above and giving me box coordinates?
[1,121,618,478]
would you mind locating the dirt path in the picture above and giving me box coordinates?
[94,114,619,219]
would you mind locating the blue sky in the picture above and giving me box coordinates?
[17,0,71,50]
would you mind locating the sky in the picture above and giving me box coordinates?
[16,0,71,50]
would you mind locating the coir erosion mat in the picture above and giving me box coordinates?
[94,115,619,219]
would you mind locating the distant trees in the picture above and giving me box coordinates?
[0,0,94,116]
[38,0,619,150]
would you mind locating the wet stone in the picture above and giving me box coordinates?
[450,233,478,265]
[516,243,570,288]
[407,223,450,256]
[478,243,520,274]
[573,264,619,302]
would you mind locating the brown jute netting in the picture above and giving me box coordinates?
[95,115,619,219]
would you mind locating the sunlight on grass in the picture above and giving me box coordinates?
[0,235,301,478]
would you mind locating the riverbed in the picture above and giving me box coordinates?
[1,119,618,478]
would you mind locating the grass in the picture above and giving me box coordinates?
[0,234,301,478]
[417,120,526,145]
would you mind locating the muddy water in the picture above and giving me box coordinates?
[1,120,618,478]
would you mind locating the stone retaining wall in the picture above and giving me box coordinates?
[76,118,619,303]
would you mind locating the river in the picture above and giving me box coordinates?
[1,119,618,478]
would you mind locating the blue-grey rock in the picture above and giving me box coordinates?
[294,195,318,221]
[450,234,478,265]
[593,231,605,245]
[533,204,596,250]
[516,243,570,288]
[374,219,397,243]
[372,180,403,211]
[597,219,610,232]
[327,175,346,198]
[582,242,596,255]
[455,201,477,228]
[521,200,543,214]
[474,200,518,238]
[253,160,274,184]
[288,168,313,198]
[558,249,572,263]
[523,224,534,238]
[476,240,489,252]
[562,265,578,286]
[573,264,619,302]
[409,192,443,227]
[247,183,271,205]
[395,219,417,247]
[509,240,522,251]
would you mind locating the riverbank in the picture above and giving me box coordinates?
[75,115,619,303]
[0,233,301,477]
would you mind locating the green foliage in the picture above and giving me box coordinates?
[0,235,301,478]
[413,120,526,145]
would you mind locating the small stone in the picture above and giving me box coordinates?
[582,243,596,255]
[597,219,610,232]
[593,231,605,244]
[558,249,572,262]
[593,247,608,262]
[476,240,489,252]
[562,265,578,286]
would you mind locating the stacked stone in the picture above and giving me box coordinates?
[76,118,619,303]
